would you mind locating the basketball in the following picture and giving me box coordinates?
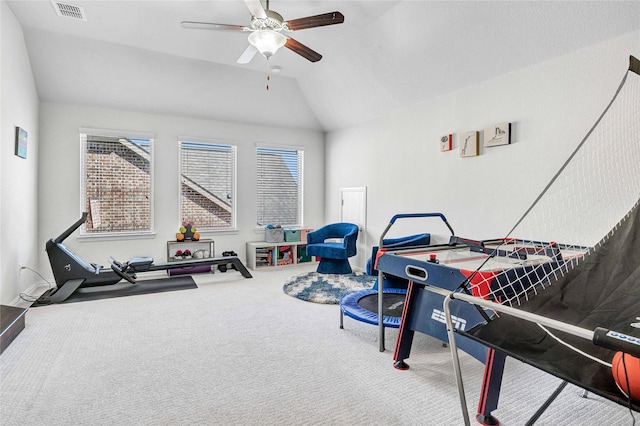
[611,351,640,401]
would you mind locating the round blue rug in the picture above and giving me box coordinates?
[282,271,376,304]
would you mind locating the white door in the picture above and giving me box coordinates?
[340,187,367,271]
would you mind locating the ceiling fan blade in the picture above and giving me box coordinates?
[237,45,258,64]
[181,21,247,31]
[243,0,267,19]
[285,12,344,31]
[285,38,322,63]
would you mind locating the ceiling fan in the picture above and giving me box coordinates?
[181,0,344,64]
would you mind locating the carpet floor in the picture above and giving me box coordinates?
[1,264,635,425]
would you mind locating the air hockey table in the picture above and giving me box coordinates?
[375,236,588,424]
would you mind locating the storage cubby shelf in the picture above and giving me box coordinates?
[246,241,316,270]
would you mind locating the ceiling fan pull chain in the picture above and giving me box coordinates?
[266,58,270,91]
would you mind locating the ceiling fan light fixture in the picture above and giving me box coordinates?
[248,30,286,58]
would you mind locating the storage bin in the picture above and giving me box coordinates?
[284,229,301,242]
[265,227,284,243]
[298,245,312,263]
[300,228,313,242]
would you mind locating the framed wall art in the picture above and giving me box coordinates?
[440,134,453,151]
[484,122,511,147]
[460,131,479,157]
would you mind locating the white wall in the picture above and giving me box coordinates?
[325,31,640,255]
[36,103,325,278]
[1,1,40,305]
[3,0,637,304]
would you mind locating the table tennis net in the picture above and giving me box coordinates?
[466,56,640,308]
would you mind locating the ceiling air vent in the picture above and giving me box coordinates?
[51,1,86,21]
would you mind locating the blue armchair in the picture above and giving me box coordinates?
[366,233,431,289]
[306,223,359,274]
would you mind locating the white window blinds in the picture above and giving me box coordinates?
[179,140,236,230]
[257,147,303,227]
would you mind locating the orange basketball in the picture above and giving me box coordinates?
[611,351,640,401]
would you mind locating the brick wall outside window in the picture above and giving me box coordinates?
[179,140,235,230]
[181,184,232,228]
[83,136,152,233]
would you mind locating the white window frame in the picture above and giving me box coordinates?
[79,128,155,238]
[256,144,304,229]
[178,137,237,233]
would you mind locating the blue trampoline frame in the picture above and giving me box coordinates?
[340,287,407,329]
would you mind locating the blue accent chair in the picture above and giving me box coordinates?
[306,223,359,274]
[366,233,431,289]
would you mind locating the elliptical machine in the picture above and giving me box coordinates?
[35,213,251,305]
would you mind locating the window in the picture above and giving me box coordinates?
[257,147,304,227]
[179,139,236,230]
[80,129,154,234]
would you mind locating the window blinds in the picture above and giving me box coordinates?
[257,147,303,227]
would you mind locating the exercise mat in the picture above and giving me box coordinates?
[35,276,197,305]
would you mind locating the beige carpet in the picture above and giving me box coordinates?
[1,264,634,425]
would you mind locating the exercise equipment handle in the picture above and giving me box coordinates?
[54,212,89,244]
[109,256,137,284]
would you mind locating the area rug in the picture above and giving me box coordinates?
[282,271,376,304]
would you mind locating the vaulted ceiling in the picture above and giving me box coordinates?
[7,1,640,132]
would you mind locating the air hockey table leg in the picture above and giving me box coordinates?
[393,280,419,369]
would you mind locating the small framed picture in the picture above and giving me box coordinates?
[15,127,28,159]
[440,134,452,151]
[460,131,479,157]
[484,122,511,147]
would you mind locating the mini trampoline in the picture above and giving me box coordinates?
[338,215,455,352]
[340,288,407,329]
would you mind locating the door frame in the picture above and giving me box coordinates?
[340,186,367,271]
